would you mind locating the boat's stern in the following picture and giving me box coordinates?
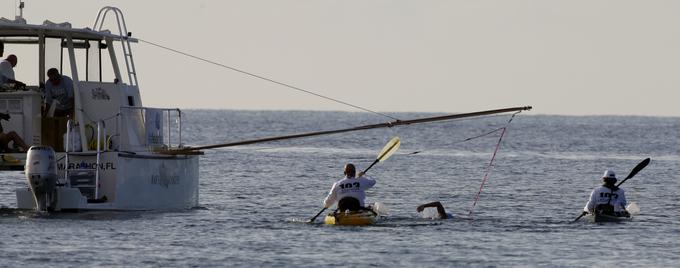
[16,186,87,210]
[22,146,59,211]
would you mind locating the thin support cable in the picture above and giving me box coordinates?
[452,127,505,145]
[467,111,520,216]
[137,38,399,121]
[467,127,506,216]
[404,112,522,154]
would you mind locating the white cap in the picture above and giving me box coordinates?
[602,170,616,179]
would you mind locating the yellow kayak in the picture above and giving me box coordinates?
[324,210,378,226]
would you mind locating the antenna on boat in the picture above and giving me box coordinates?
[16,1,25,20]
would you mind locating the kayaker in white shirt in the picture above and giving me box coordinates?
[323,163,376,211]
[0,55,17,80]
[583,170,629,217]
[0,54,26,89]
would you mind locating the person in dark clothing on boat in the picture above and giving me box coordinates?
[583,170,629,217]
[0,130,29,152]
[0,112,29,152]
[417,201,453,219]
[323,163,376,211]
[44,68,74,117]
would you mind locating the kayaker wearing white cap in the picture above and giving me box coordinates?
[583,170,629,217]
[323,163,376,212]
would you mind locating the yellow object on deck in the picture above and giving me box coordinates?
[1,154,21,164]
[324,210,378,226]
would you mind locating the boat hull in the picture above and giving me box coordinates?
[16,152,199,211]
[324,210,378,226]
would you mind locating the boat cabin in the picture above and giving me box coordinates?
[0,7,182,160]
[3,7,199,211]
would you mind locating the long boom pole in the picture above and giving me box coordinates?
[173,106,531,153]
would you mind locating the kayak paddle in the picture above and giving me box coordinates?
[573,157,650,222]
[364,136,401,174]
[616,158,650,187]
[308,137,401,223]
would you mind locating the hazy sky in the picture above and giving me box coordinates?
[3,1,680,116]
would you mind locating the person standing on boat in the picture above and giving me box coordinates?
[0,55,26,89]
[323,163,376,211]
[583,170,629,217]
[0,55,17,80]
[44,68,75,117]
[0,71,7,87]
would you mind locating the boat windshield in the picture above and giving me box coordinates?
[1,35,118,87]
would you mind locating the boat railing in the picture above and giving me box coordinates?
[63,107,181,199]
[93,6,138,86]
[117,106,183,152]
[65,119,103,199]
[62,108,183,154]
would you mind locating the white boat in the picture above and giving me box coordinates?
[1,7,199,211]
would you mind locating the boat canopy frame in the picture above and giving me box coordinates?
[0,7,146,153]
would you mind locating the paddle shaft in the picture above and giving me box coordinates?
[573,158,650,223]
[573,211,588,222]
[308,207,327,223]
[363,159,379,174]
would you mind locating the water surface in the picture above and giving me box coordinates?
[1,110,678,267]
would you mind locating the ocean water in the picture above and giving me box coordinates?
[1,110,679,267]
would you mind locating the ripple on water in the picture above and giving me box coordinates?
[1,112,679,267]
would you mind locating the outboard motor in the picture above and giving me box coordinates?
[25,146,58,211]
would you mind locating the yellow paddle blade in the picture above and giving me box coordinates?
[376,136,400,162]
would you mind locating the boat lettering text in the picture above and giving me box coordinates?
[58,162,116,170]
[151,174,180,188]
[91,87,111,100]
